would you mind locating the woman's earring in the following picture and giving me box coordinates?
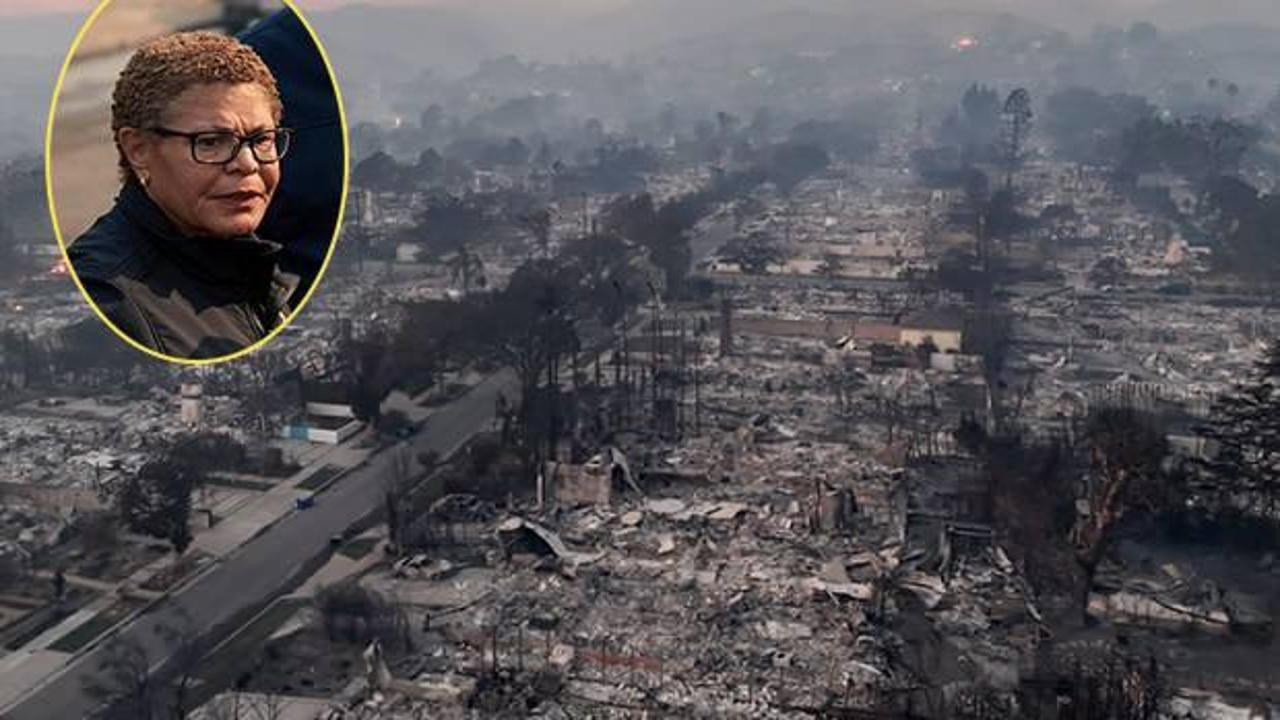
[138,171,150,188]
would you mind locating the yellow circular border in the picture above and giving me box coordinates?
[44,0,350,367]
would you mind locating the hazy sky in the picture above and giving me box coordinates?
[0,0,623,16]
[0,0,1270,35]
[0,0,83,14]
[0,0,359,16]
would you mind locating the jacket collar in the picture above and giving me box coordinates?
[117,179,287,298]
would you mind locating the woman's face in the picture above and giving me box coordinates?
[126,82,281,239]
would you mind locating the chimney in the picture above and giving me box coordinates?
[719,296,733,358]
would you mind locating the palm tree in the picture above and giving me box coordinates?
[1002,88,1033,190]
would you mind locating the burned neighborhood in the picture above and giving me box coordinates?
[1,0,1280,718]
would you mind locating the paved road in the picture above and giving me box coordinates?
[1,369,516,720]
[4,188,733,720]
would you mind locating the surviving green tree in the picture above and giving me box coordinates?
[1196,340,1280,518]
[115,460,194,554]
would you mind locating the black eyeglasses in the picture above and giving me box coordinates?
[147,127,293,165]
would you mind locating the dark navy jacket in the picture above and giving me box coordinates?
[68,181,298,360]
[239,9,344,304]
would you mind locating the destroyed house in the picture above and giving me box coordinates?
[899,310,964,353]
[851,322,901,344]
[734,316,847,341]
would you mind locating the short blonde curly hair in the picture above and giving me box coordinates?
[111,31,282,182]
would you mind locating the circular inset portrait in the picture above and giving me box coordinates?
[46,0,347,363]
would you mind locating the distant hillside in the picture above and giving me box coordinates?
[307,4,499,78]
[886,8,1063,42]
[2,0,1279,158]
[1138,0,1279,33]
[301,1,1280,72]
[1179,23,1280,55]
[621,8,884,65]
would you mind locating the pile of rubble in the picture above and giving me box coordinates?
[323,420,1049,718]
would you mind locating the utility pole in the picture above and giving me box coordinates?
[648,282,661,434]
[694,325,702,434]
[678,316,687,435]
